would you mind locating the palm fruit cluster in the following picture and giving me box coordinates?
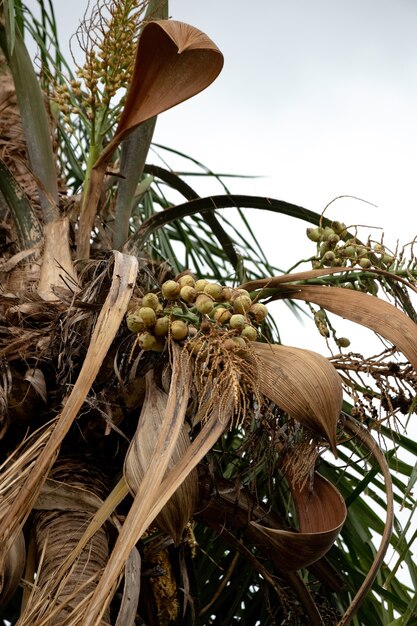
[126,275,269,352]
[306,222,395,270]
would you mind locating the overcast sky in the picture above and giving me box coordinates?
[26,0,417,346]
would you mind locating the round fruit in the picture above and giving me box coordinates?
[229,314,246,330]
[138,306,156,327]
[154,316,170,337]
[138,332,158,351]
[230,289,250,304]
[126,312,145,333]
[323,251,336,266]
[241,325,258,341]
[195,294,214,315]
[180,285,197,303]
[373,243,385,254]
[359,257,372,269]
[342,245,356,259]
[204,283,224,301]
[249,303,268,322]
[195,279,209,293]
[178,274,195,288]
[331,221,347,236]
[319,241,331,256]
[187,338,208,357]
[336,337,351,348]
[322,227,335,241]
[213,307,232,324]
[233,295,252,314]
[306,227,323,242]
[171,320,188,341]
[161,280,181,300]
[141,292,160,310]
[223,338,238,351]
[382,254,394,266]
[327,233,340,245]
[232,337,247,355]
[356,246,368,258]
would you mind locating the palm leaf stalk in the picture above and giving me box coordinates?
[0,1,416,625]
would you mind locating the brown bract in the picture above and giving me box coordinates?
[78,18,224,259]
[96,19,224,167]
[253,342,342,455]
[252,472,346,571]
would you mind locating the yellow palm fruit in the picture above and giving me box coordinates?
[194,279,209,292]
[204,282,224,301]
[141,292,160,310]
[233,294,252,314]
[178,274,195,288]
[138,332,159,351]
[213,307,232,324]
[180,285,197,304]
[138,306,157,327]
[126,311,145,333]
[229,314,246,330]
[162,280,181,300]
[249,303,268,322]
[241,325,258,341]
[195,294,214,315]
[154,316,170,337]
[171,320,189,341]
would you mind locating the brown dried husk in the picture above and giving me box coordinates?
[253,342,342,454]
[251,472,346,571]
[124,369,198,545]
[0,529,25,608]
[0,252,137,571]
[82,351,234,626]
[18,457,111,626]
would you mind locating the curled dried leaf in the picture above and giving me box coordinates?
[252,473,346,571]
[253,342,342,454]
[259,283,417,372]
[97,19,224,166]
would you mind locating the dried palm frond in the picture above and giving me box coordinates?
[124,367,198,544]
[78,18,224,259]
[0,251,137,573]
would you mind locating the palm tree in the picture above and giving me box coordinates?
[0,1,416,624]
